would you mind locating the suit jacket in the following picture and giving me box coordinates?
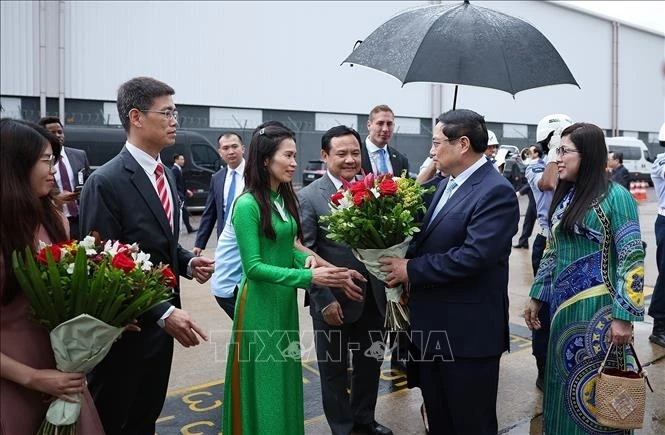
[611,164,630,190]
[406,160,519,358]
[298,174,387,322]
[62,147,90,189]
[80,147,194,323]
[171,164,185,199]
[195,166,228,249]
[360,144,410,177]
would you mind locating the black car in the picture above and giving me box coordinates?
[302,160,326,186]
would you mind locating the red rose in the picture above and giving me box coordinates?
[331,191,345,206]
[378,179,398,196]
[353,190,370,206]
[36,245,62,264]
[110,253,136,273]
[161,267,176,288]
[348,180,368,196]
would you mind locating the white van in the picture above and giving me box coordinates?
[605,136,653,184]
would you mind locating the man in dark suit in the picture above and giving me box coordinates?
[79,76,215,435]
[38,116,90,239]
[171,153,196,233]
[361,104,410,371]
[361,104,409,177]
[192,132,245,256]
[299,125,392,435]
[608,151,631,189]
[380,109,519,434]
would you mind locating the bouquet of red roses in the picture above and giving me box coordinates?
[11,235,174,435]
[321,171,432,330]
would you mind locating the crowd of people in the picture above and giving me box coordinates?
[0,75,661,435]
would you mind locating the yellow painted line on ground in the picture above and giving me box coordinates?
[156,415,175,423]
[167,379,225,397]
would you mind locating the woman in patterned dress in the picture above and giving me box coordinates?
[222,124,352,434]
[524,123,644,434]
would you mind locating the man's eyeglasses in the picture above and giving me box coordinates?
[556,147,579,156]
[432,137,459,148]
[139,109,179,122]
[39,154,56,169]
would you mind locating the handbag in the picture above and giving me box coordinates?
[595,342,653,429]
[592,202,653,429]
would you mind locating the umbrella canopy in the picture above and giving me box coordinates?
[342,1,579,99]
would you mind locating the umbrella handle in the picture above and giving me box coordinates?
[453,85,458,110]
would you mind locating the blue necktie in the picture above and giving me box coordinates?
[378,148,389,175]
[225,170,236,223]
[428,179,458,229]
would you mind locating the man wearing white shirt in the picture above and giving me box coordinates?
[360,104,409,178]
[38,116,90,239]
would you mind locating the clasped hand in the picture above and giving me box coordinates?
[306,256,366,302]
[191,256,215,283]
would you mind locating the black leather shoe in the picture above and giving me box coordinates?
[187,227,199,234]
[649,320,665,348]
[353,421,393,435]
[512,243,529,249]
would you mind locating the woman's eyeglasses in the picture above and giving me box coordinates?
[556,147,579,156]
[39,154,56,169]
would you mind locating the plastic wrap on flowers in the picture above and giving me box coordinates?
[353,237,411,331]
[46,314,123,426]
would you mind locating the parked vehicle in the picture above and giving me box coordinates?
[605,136,653,184]
[63,126,222,211]
[302,160,326,186]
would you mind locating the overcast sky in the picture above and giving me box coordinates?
[559,1,665,34]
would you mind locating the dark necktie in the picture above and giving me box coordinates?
[58,159,79,217]
[225,169,237,223]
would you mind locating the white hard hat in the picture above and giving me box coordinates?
[536,114,573,143]
[487,130,499,146]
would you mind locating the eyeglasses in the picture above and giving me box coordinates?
[556,147,579,156]
[39,154,56,169]
[139,109,179,122]
[432,137,459,148]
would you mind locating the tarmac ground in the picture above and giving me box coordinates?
[157,188,665,435]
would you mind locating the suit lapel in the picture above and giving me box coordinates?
[421,162,493,239]
[318,174,338,203]
[387,146,403,176]
[121,149,175,241]
[216,167,227,219]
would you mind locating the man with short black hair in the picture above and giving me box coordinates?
[380,109,519,434]
[37,116,90,238]
[608,151,630,190]
[171,153,196,233]
[80,76,214,434]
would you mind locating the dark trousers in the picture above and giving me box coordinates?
[87,323,173,435]
[215,288,238,320]
[517,189,536,246]
[181,203,194,232]
[649,215,665,320]
[531,233,550,365]
[68,216,80,240]
[418,355,500,435]
[312,289,384,435]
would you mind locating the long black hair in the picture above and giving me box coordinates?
[244,124,302,241]
[548,123,609,232]
[1,118,67,304]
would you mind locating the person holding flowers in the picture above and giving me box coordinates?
[380,109,519,434]
[299,125,393,435]
[222,124,352,435]
[79,77,215,434]
[0,118,104,434]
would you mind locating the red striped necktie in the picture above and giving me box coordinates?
[154,164,173,229]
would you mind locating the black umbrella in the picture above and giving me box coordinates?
[342,0,579,108]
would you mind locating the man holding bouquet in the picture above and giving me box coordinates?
[299,125,392,435]
[79,76,214,435]
[380,109,519,434]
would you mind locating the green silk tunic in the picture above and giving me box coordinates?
[222,191,313,435]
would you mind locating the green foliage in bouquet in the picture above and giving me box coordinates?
[11,237,174,330]
[320,171,434,249]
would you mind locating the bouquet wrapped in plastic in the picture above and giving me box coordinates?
[320,171,432,331]
[11,235,174,435]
